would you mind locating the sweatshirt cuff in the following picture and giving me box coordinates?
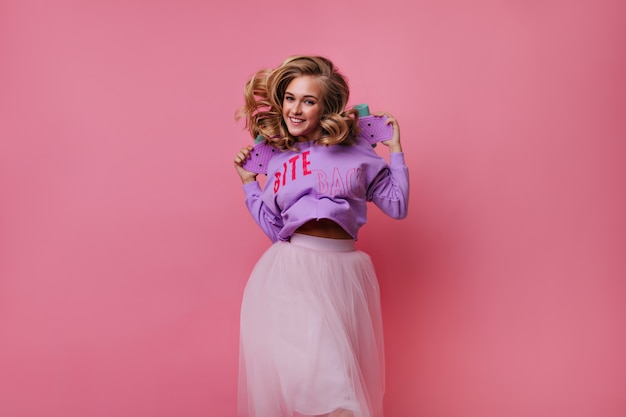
[242,181,261,195]
[389,152,406,167]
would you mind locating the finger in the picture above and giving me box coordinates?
[234,152,248,165]
[372,112,395,124]
[236,148,251,159]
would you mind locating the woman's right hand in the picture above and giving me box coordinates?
[234,145,259,184]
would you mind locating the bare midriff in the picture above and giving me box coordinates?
[295,218,353,240]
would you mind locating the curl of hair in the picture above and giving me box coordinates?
[235,56,360,151]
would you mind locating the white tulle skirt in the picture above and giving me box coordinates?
[238,234,385,417]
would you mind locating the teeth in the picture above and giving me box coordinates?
[290,117,304,123]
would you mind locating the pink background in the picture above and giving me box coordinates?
[1,0,625,416]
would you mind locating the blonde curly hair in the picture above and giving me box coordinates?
[235,56,360,151]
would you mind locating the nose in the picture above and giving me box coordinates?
[291,100,302,114]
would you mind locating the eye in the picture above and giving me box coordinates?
[284,96,294,102]
[305,99,316,105]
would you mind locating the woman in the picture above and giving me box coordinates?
[233,55,409,417]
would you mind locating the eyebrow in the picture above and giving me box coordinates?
[285,91,319,100]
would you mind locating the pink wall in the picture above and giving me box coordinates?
[1,0,624,416]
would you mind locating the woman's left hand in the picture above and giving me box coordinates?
[375,112,402,153]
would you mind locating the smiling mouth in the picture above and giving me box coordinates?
[289,117,305,124]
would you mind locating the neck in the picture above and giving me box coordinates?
[297,130,323,143]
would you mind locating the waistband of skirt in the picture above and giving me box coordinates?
[289,233,356,252]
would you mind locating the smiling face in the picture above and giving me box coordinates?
[282,75,324,142]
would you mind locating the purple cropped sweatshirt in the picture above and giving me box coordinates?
[242,137,409,242]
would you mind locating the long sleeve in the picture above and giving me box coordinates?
[366,152,409,219]
[243,181,284,242]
